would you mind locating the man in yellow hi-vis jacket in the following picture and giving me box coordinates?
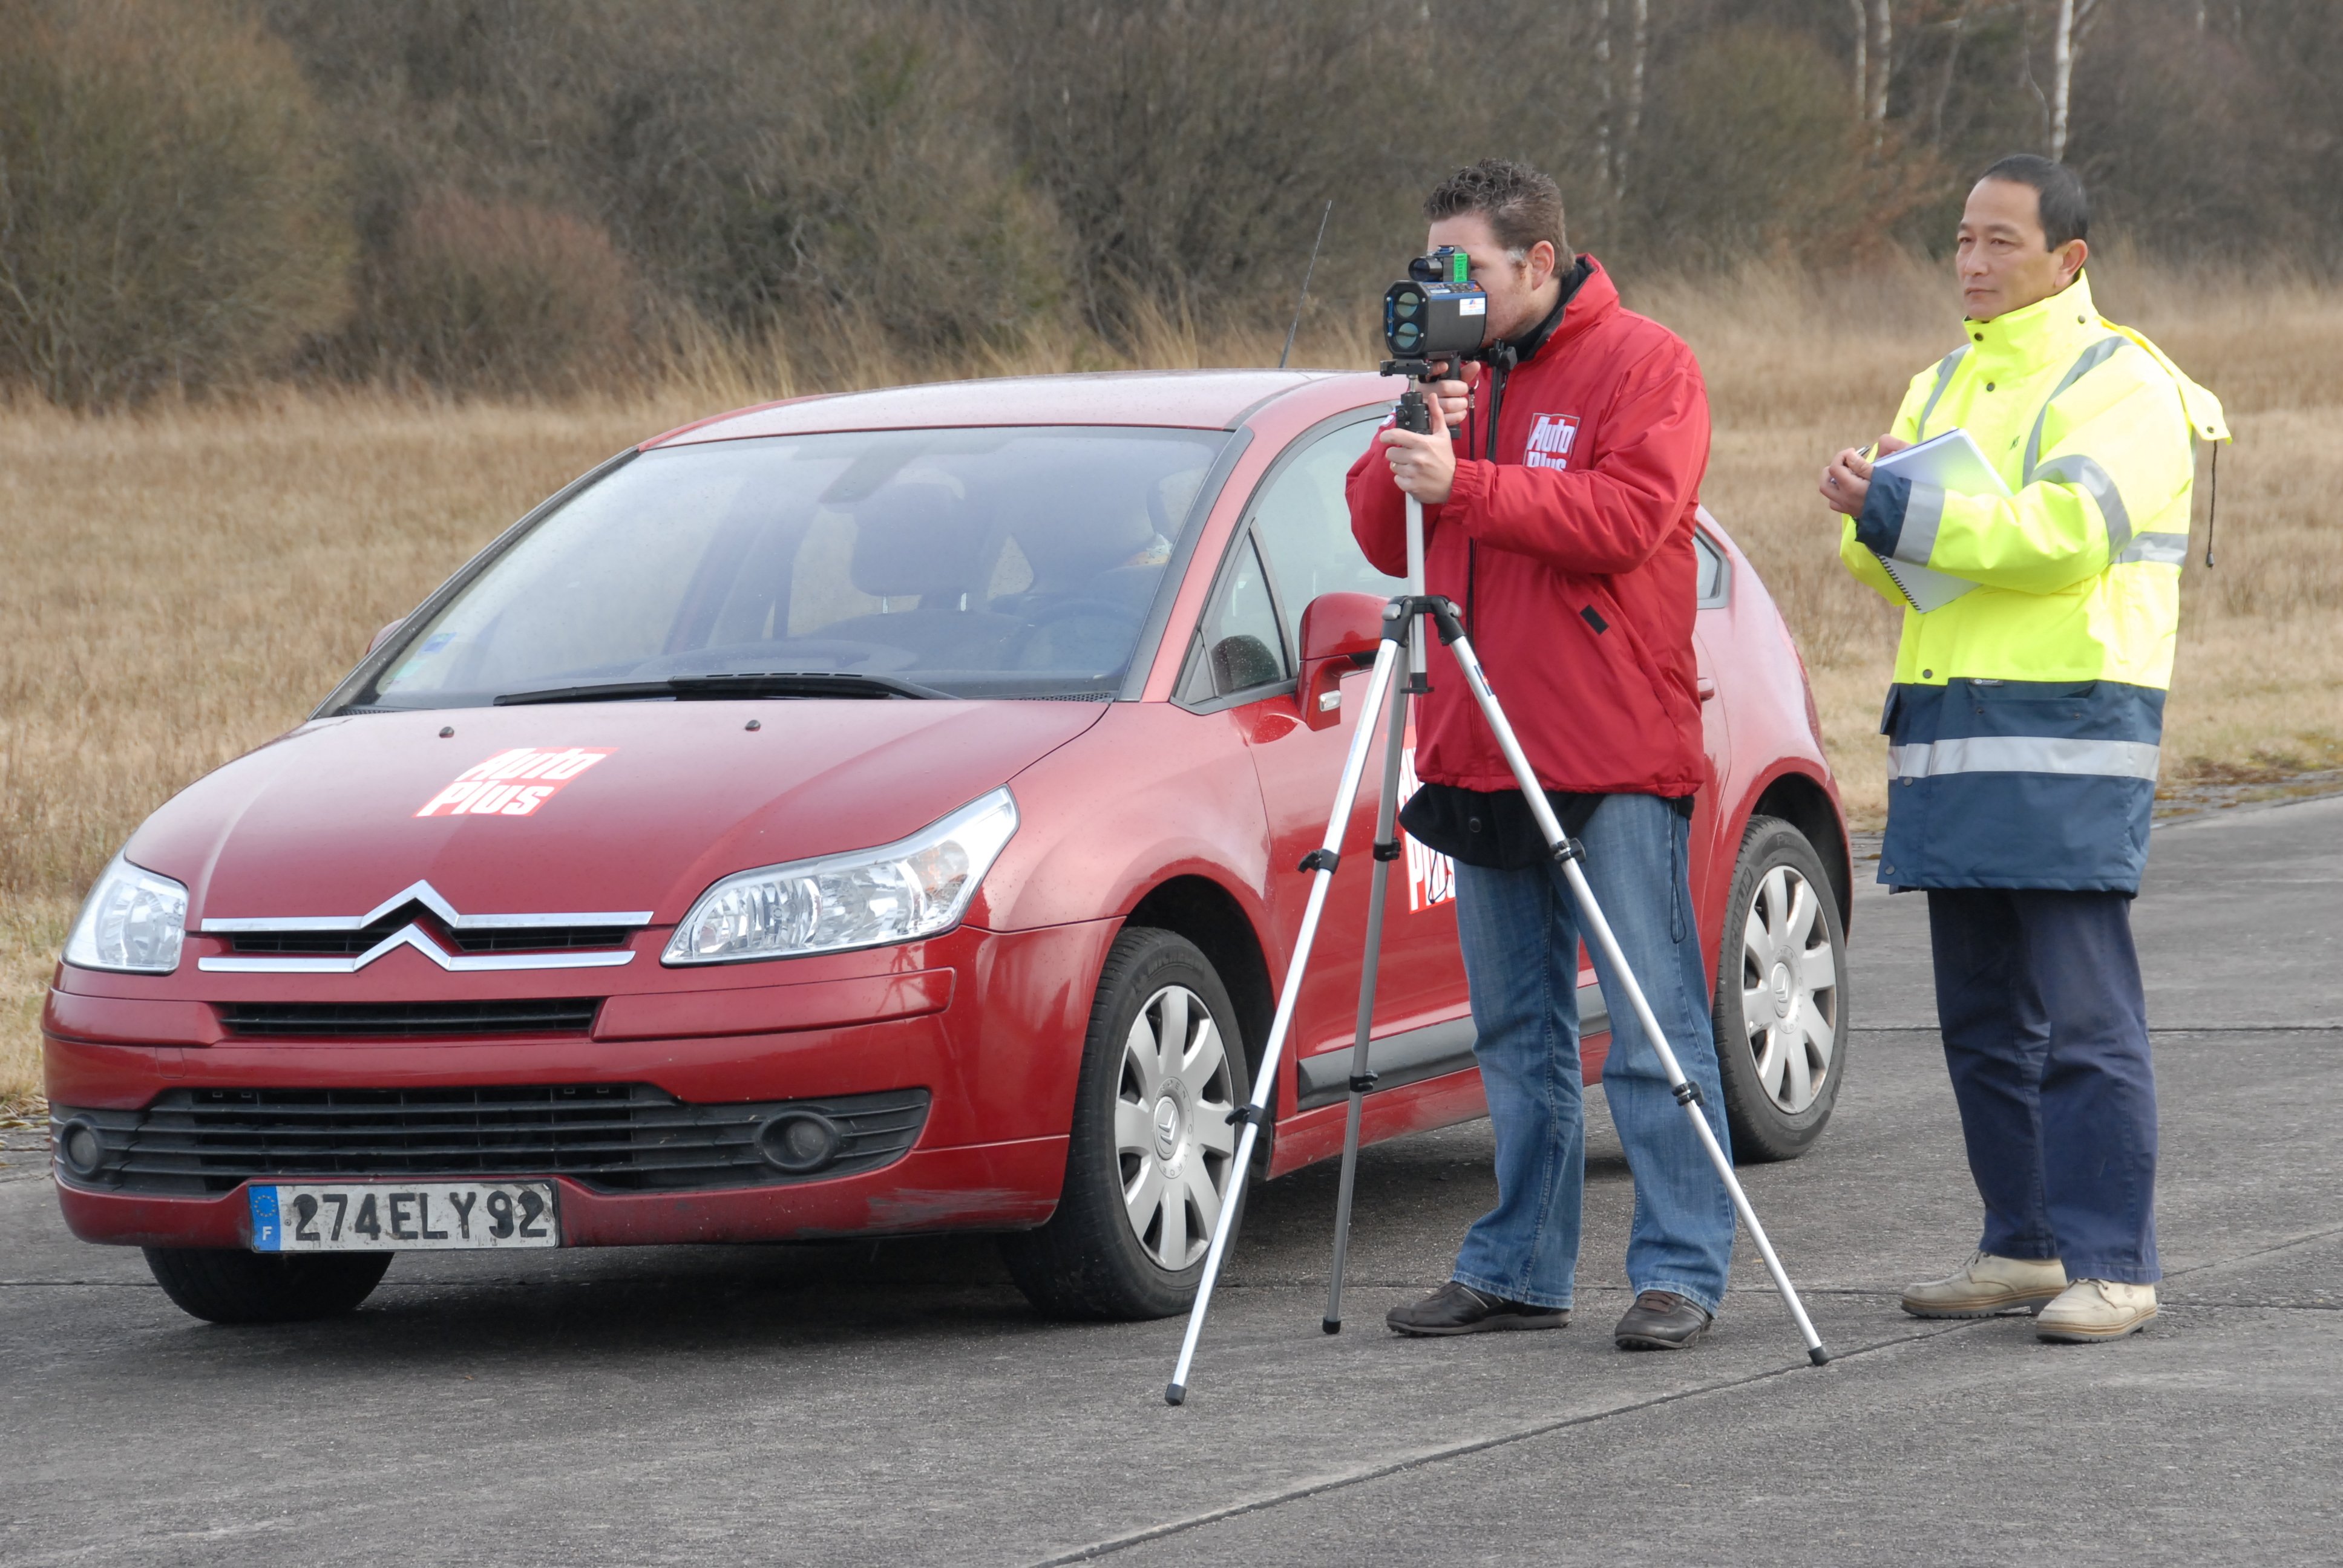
[1820,155,2227,1345]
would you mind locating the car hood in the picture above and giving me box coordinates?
[129,701,1106,926]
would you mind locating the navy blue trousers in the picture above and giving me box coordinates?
[1927,889,2160,1284]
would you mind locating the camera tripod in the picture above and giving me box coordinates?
[1164,371,1828,1406]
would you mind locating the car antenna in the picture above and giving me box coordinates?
[1278,200,1334,371]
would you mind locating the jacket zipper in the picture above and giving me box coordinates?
[1467,358,1510,638]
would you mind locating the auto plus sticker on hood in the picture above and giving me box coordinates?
[416,747,614,818]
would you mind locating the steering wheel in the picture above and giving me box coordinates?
[1002,598,1139,670]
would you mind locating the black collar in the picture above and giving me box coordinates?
[1482,256,1590,373]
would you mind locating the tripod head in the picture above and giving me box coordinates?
[1378,356,1458,435]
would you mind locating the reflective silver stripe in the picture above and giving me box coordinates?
[196,923,637,974]
[2024,335,2128,477]
[2113,531,2189,566]
[2031,452,2134,554]
[1891,481,1947,566]
[1915,346,1969,441]
[1887,736,2161,782]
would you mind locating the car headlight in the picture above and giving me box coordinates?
[64,853,189,974]
[664,788,1019,965]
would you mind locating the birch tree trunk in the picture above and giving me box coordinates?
[1619,0,1647,200]
[1593,0,1614,199]
[2050,0,2075,159]
[1849,0,1868,117]
[1869,0,1894,126]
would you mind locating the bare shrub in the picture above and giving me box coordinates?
[348,191,637,395]
[1627,25,1948,268]
[966,0,1442,337]
[0,0,352,405]
[264,0,1074,378]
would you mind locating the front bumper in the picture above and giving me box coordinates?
[42,920,1116,1248]
[51,1139,1067,1249]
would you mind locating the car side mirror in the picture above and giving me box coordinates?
[368,618,406,656]
[1296,592,1387,731]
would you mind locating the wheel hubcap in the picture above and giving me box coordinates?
[1152,1090,1184,1159]
[1115,985,1237,1271]
[1738,863,1839,1115]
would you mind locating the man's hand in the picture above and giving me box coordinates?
[1381,380,1461,505]
[1381,415,1460,505]
[1820,434,1908,518]
[1429,359,1478,431]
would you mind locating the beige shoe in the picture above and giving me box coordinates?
[1900,1252,2068,1318]
[2035,1279,2157,1342]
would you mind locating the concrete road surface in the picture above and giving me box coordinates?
[5,795,2339,1567]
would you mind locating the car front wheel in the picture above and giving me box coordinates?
[1711,815,1847,1163]
[1001,927,1250,1320]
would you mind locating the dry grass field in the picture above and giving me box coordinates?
[5,259,2340,1112]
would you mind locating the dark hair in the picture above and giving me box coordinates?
[1424,159,1568,260]
[1978,154,2089,249]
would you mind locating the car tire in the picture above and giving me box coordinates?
[1001,927,1251,1321]
[1711,815,1848,1163]
[142,1246,393,1324]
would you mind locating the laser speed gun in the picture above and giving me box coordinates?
[1383,246,1487,361]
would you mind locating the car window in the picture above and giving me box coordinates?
[361,426,1225,707]
[1179,532,1289,704]
[1694,529,1730,607]
[1250,417,1404,655]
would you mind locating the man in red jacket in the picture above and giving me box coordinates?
[1350,160,1731,1350]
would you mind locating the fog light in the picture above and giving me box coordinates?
[756,1111,842,1174]
[58,1118,104,1178]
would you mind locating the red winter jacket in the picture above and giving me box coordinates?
[1346,256,1710,799]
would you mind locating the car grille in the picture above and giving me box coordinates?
[54,1084,930,1195]
[217,999,602,1037]
[224,926,636,957]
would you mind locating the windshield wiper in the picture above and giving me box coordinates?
[492,671,952,706]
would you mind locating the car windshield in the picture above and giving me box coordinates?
[356,426,1228,708]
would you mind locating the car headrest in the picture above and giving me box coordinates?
[850,482,980,600]
[1008,494,1159,590]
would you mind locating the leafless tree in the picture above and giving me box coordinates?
[1933,0,1973,148]
[1847,0,1867,116]
[1849,0,1895,142]
[1593,0,1614,196]
[1869,0,1895,127]
[1620,0,1648,197]
[2049,0,2105,159]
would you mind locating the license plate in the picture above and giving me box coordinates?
[249,1181,559,1252]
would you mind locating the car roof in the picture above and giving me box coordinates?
[642,369,1354,448]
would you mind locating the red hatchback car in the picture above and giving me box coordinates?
[46,370,1850,1325]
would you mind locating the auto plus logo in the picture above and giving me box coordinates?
[1398,730,1455,912]
[416,747,614,819]
[1525,413,1581,471]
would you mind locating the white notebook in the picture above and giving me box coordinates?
[1869,428,2010,613]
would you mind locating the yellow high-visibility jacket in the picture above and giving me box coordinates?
[1837,270,2228,892]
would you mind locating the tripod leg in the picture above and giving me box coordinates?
[1167,638,1407,1405]
[1323,658,1413,1334]
[1439,632,1830,1367]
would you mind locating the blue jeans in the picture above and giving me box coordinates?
[1449,794,1736,1314]
[1927,889,2160,1283]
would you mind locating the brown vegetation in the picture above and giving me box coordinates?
[10,1,2342,405]
[6,257,2341,1109]
[0,0,349,405]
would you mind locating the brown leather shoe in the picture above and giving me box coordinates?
[1613,1289,1712,1350]
[1385,1281,1569,1336]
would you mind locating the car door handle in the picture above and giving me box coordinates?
[1697,676,1717,702]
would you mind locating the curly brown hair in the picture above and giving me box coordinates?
[1423,159,1568,260]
